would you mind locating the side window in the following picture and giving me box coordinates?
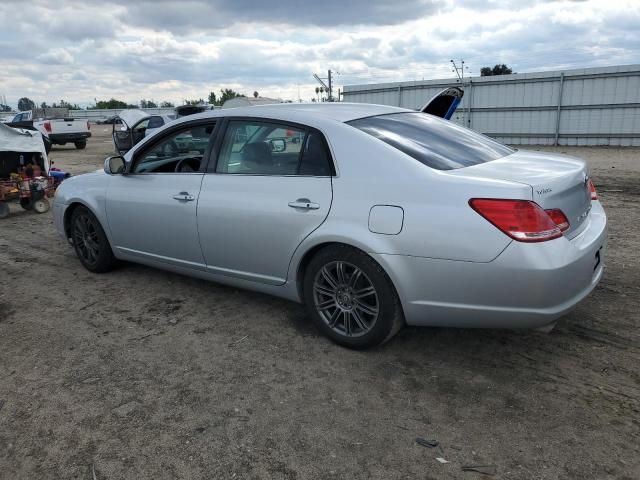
[133,119,150,131]
[299,132,333,176]
[131,122,216,174]
[216,120,331,176]
[216,120,304,175]
[147,116,164,129]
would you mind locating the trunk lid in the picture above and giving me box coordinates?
[450,149,592,238]
[420,87,464,120]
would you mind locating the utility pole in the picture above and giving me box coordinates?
[450,59,469,82]
[313,70,339,101]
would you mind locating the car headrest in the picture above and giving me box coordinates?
[243,142,272,165]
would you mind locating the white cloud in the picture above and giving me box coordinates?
[0,0,638,107]
[36,48,74,65]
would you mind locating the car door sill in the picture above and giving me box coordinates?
[116,247,206,270]
[204,265,285,286]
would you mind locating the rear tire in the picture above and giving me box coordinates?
[70,206,117,273]
[74,141,86,150]
[303,245,404,349]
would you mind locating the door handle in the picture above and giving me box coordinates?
[173,192,195,202]
[288,198,320,210]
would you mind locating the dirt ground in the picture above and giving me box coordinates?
[0,127,639,480]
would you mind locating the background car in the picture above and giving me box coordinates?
[112,110,175,154]
[8,109,91,149]
[97,115,122,125]
[53,101,606,349]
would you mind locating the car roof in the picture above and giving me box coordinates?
[184,102,413,124]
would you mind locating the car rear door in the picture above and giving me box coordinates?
[197,118,334,285]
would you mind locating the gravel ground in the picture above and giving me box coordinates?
[0,127,639,479]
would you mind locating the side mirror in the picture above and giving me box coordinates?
[104,155,126,175]
[269,138,286,153]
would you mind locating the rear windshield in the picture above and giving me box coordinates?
[348,112,514,170]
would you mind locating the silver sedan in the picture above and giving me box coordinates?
[53,102,607,349]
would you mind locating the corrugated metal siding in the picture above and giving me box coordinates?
[68,107,176,120]
[342,64,640,146]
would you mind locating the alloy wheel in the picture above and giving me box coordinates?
[73,213,101,266]
[312,261,379,337]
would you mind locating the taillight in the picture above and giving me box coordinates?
[87,120,91,131]
[469,198,563,242]
[587,179,597,200]
[545,208,570,232]
[43,121,52,133]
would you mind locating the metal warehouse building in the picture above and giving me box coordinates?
[342,64,640,146]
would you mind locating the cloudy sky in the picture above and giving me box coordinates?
[0,0,638,108]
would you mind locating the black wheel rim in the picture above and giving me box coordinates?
[73,214,101,265]
[313,261,379,338]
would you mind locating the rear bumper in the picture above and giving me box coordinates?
[373,201,607,329]
[49,132,91,144]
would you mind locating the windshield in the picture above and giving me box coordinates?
[348,112,514,170]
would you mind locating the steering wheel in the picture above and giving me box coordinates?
[175,157,201,173]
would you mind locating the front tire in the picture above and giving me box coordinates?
[70,206,116,273]
[303,245,404,349]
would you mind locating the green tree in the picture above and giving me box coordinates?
[140,99,158,108]
[480,64,514,76]
[219,88,245,105]
[52,99,81,109]
[0,103,12,112]
[18,97,36,111]
[207,88,245,106]
[160,101,175,108]
[184,98,205,105]
[93,98,129,109]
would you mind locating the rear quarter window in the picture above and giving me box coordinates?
[348,112,514,170]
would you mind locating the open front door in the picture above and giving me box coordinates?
[112,122,132,154]
[421,87,464,120]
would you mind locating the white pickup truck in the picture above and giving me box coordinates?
[8,109,91,149]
